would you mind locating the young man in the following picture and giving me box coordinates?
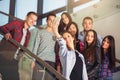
[31,13,56,80]
[78,16,102,47]
[0,11,38,80]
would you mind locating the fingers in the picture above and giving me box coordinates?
[53,17,60,28]
[53,19,60,31]
[31,61,35,69]
[5,33,12,40]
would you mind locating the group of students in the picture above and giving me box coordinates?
[52,12,116,80]
[0,11,116,80]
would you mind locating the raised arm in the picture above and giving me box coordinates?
[52,18,61,39]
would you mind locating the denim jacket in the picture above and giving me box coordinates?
[57,38,88,80]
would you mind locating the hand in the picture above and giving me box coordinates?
[52,17,61,39]
[5,33,12,40]
[52,18,60,33]
[31,61,35,69]
[67,43,75,50]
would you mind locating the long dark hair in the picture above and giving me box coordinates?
[101,35,116,69]
[83,29,98,62]
[58,12,72,34]
[66,22,79,51]
[66,22,79,41]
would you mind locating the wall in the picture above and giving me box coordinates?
[94,12,120,58]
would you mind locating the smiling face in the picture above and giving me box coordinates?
[47,15,56,28]
[25,13,38,28]
[61,14,70,25]
[86,31,94,45]
[68,23,77,36]
[102,38,110,50]
[62,32,74,50]
[83,19,93,31]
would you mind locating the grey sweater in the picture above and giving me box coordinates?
[32,29,56,62]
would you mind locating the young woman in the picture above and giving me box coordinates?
[66,21,84,53]
[53,20,88,80]
[55,12,72,73]
[82,29,101,80]
[58,12,72,34]
[55,21,84,74]
[99,35,116,80]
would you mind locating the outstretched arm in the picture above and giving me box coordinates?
[52,18,61,39]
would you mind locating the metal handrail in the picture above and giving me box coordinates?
[0,11,66,80]
[0,32,66,80]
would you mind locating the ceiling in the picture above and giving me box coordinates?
[71,0,120,29]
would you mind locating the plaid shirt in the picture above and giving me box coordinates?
[76,39,84,53]
[99,55,113,80]
[0,20,30,47]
